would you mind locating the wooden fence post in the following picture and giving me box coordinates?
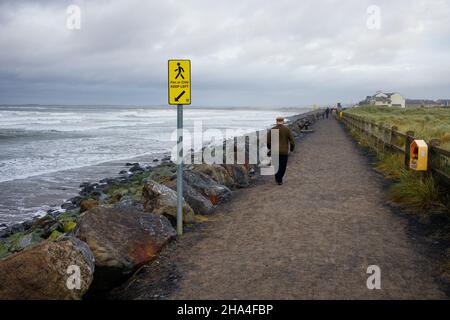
[429,139,442,170]
[390,126,397,149]
[381,125,388,153]
[377,125,382,153]
[404,130,415,168]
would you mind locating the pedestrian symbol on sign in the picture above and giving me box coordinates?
[175,63,185,79]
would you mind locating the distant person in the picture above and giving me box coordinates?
[267,117,295,185]
[325,107,330,119]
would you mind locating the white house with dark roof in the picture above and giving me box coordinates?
[361,91,406,108]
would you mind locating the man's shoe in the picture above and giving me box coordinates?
[277,182,283,185]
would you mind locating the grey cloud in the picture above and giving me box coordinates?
[0,0,449,106]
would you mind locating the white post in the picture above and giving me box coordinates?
[176,104,183,235]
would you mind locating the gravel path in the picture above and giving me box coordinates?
[113,117,447,299]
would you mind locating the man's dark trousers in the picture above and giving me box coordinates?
[275,154,289,183]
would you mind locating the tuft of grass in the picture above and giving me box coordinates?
[390,171,445,214]
[376,152,405,180]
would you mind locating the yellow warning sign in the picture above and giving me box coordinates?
[168,59,191,105]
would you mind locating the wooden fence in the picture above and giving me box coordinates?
[338,111,450,185]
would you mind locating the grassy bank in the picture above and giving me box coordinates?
[347,116,450,218]
[346,108,450,285]
[347,106,450,149]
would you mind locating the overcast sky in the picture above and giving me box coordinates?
[0,0,449,106]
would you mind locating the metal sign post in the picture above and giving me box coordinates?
[176,104,183,235]
[168,59,191,236]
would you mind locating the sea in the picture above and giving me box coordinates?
[0,105,307,227]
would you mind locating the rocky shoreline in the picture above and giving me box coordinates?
[0,111,319,299]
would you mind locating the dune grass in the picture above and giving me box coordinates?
[347,106,450,149]
[375,151,449,214]
[376,152,404,180]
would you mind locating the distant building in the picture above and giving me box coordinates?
[360,91,406,108]
[405,99,440,108]
[406,99,450,108]
[436,99,450,107]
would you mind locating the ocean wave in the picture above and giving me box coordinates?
[0,128,84,140]
[0,149,168,183]
[0,106,303,225]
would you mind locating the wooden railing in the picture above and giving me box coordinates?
[338,111,450,185]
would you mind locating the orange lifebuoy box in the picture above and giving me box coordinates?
[410,140,428,171]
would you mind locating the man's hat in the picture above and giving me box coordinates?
[276,116,284,123]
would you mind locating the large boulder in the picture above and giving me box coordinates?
[142,180,195,223]
[163,179,214,215]
[80,199,99,213]
[146,162,176,183]
[183,170,232,205]
[193,164,235,188]
[112,195,144,211]
[221,164,250,188]
[0,236,94,300]
[75,207,176,290]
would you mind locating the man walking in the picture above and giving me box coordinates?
[267,117,295,185]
